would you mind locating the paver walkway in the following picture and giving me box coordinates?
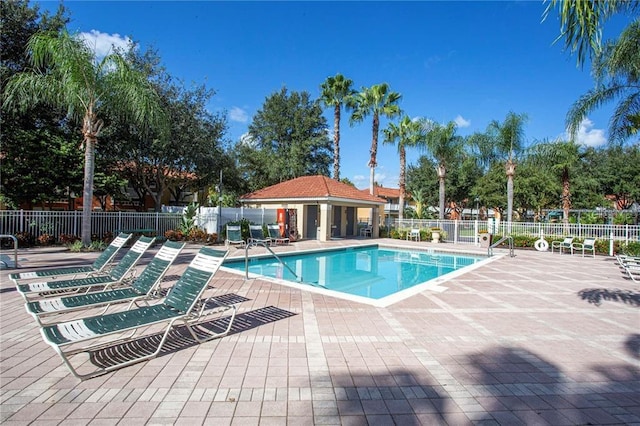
[1,239,638,425]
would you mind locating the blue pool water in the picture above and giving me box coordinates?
[223,245,483,301]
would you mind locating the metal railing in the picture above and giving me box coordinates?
[392,219,640,245]
[488,235,514,257]
[244,241,302,282]
[0,235,18,268]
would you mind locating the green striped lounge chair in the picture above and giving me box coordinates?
[10,233,132,284]
[40,247,236,380]
[26,240,186,325]
[16,236,156,302]
[225,225,246,248]
[248,225,270,245]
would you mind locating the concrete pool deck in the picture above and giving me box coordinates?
[1,238,639,425]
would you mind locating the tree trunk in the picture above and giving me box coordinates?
[369,113,379,194]
[333,104,341,180]
[505,159,516,225]
[81,137,96,246]
[399,146,406,220]
[437,164,446,220]
[562,166,571,224]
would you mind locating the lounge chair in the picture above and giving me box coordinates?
[225,225,246,248]
[248,225,270,245]
[10,233,132,283]
[571,238,596,257]
[26,240,186,325]
[39,247,236,380]
[17,236,155,302]
[407,228,420,241]
[267,224,289,245]
[551,237,574,254]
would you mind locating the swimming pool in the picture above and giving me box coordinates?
[223,245,490,306]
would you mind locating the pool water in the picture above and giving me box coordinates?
[223,245,484,301]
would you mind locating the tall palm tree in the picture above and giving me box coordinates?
[421,120,461,220]
[543,0,638,67]
[3,31,163,246]
[383,116,426,220]
[487,111,528,225]
[349,83,402,194]
[528,139,581,226]
[567,21,640,143]
[320,74,355,181]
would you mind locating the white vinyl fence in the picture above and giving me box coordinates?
[392,219,640,247]
[0,208,278,242]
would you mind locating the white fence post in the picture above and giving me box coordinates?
[609,232,614,256]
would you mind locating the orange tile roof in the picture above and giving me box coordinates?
[240,175,386,204]
[361,185,401,198]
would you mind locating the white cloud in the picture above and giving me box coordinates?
[454,115,470,128]
[77,30,132,59]
[229,107,249,123]
[571,118,607,147]
[239,132,255,146]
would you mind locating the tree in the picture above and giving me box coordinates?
[349,83,402,194]
[320,73,355,181]
[543,0,638,67]
[238,87,331,191]
[421,120,462,219]
[527,139,582,224]
[383,116,426,220]
[3,31,163,245]
[101,47,230,211]
[0,1,75,208]
[406,157,437,219]
[567,21,640,143]
[487,111,528,224]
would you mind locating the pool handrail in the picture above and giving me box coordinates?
[488,235,514,257]
[0,234,18,269]
[244,241,303,282]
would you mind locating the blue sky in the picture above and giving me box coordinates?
[36,1,630,190]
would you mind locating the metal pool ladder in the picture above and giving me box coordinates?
[244,241,303,282]
[488,235,515,257]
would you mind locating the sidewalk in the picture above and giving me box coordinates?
[1,239,638,425]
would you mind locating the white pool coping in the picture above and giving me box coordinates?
[221,244,504,307]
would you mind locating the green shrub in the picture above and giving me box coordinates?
[620,241,640,257]
[68,240,84,252]
[88,240,107,251]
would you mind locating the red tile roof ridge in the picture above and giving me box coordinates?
[240,175,386,204]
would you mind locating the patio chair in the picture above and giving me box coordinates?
[9,233,132,283]
[551,236,574,254]
[16,236,155,302]
[267,224,289,245]
[39,247,236,380]
[407,228,420,242]
[248,225,270,245]
[360,226,372,238]
[225,225,245,248]
[571,238,596,257]
[26,240,186,325]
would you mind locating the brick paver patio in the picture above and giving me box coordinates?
[1,238,638,425]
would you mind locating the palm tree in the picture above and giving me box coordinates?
[487,112,528,225]
[349,83,402,194]
[320,74,355,181]
[421,120,462,220]
[528,140,581,226]
[3,31,163,246]
[567,21,640,143]
[543,0,638,67]
[383,116,426,220]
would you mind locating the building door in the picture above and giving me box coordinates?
[332,206,342,238]
[346,207,355,236]
[305,205,318,239]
